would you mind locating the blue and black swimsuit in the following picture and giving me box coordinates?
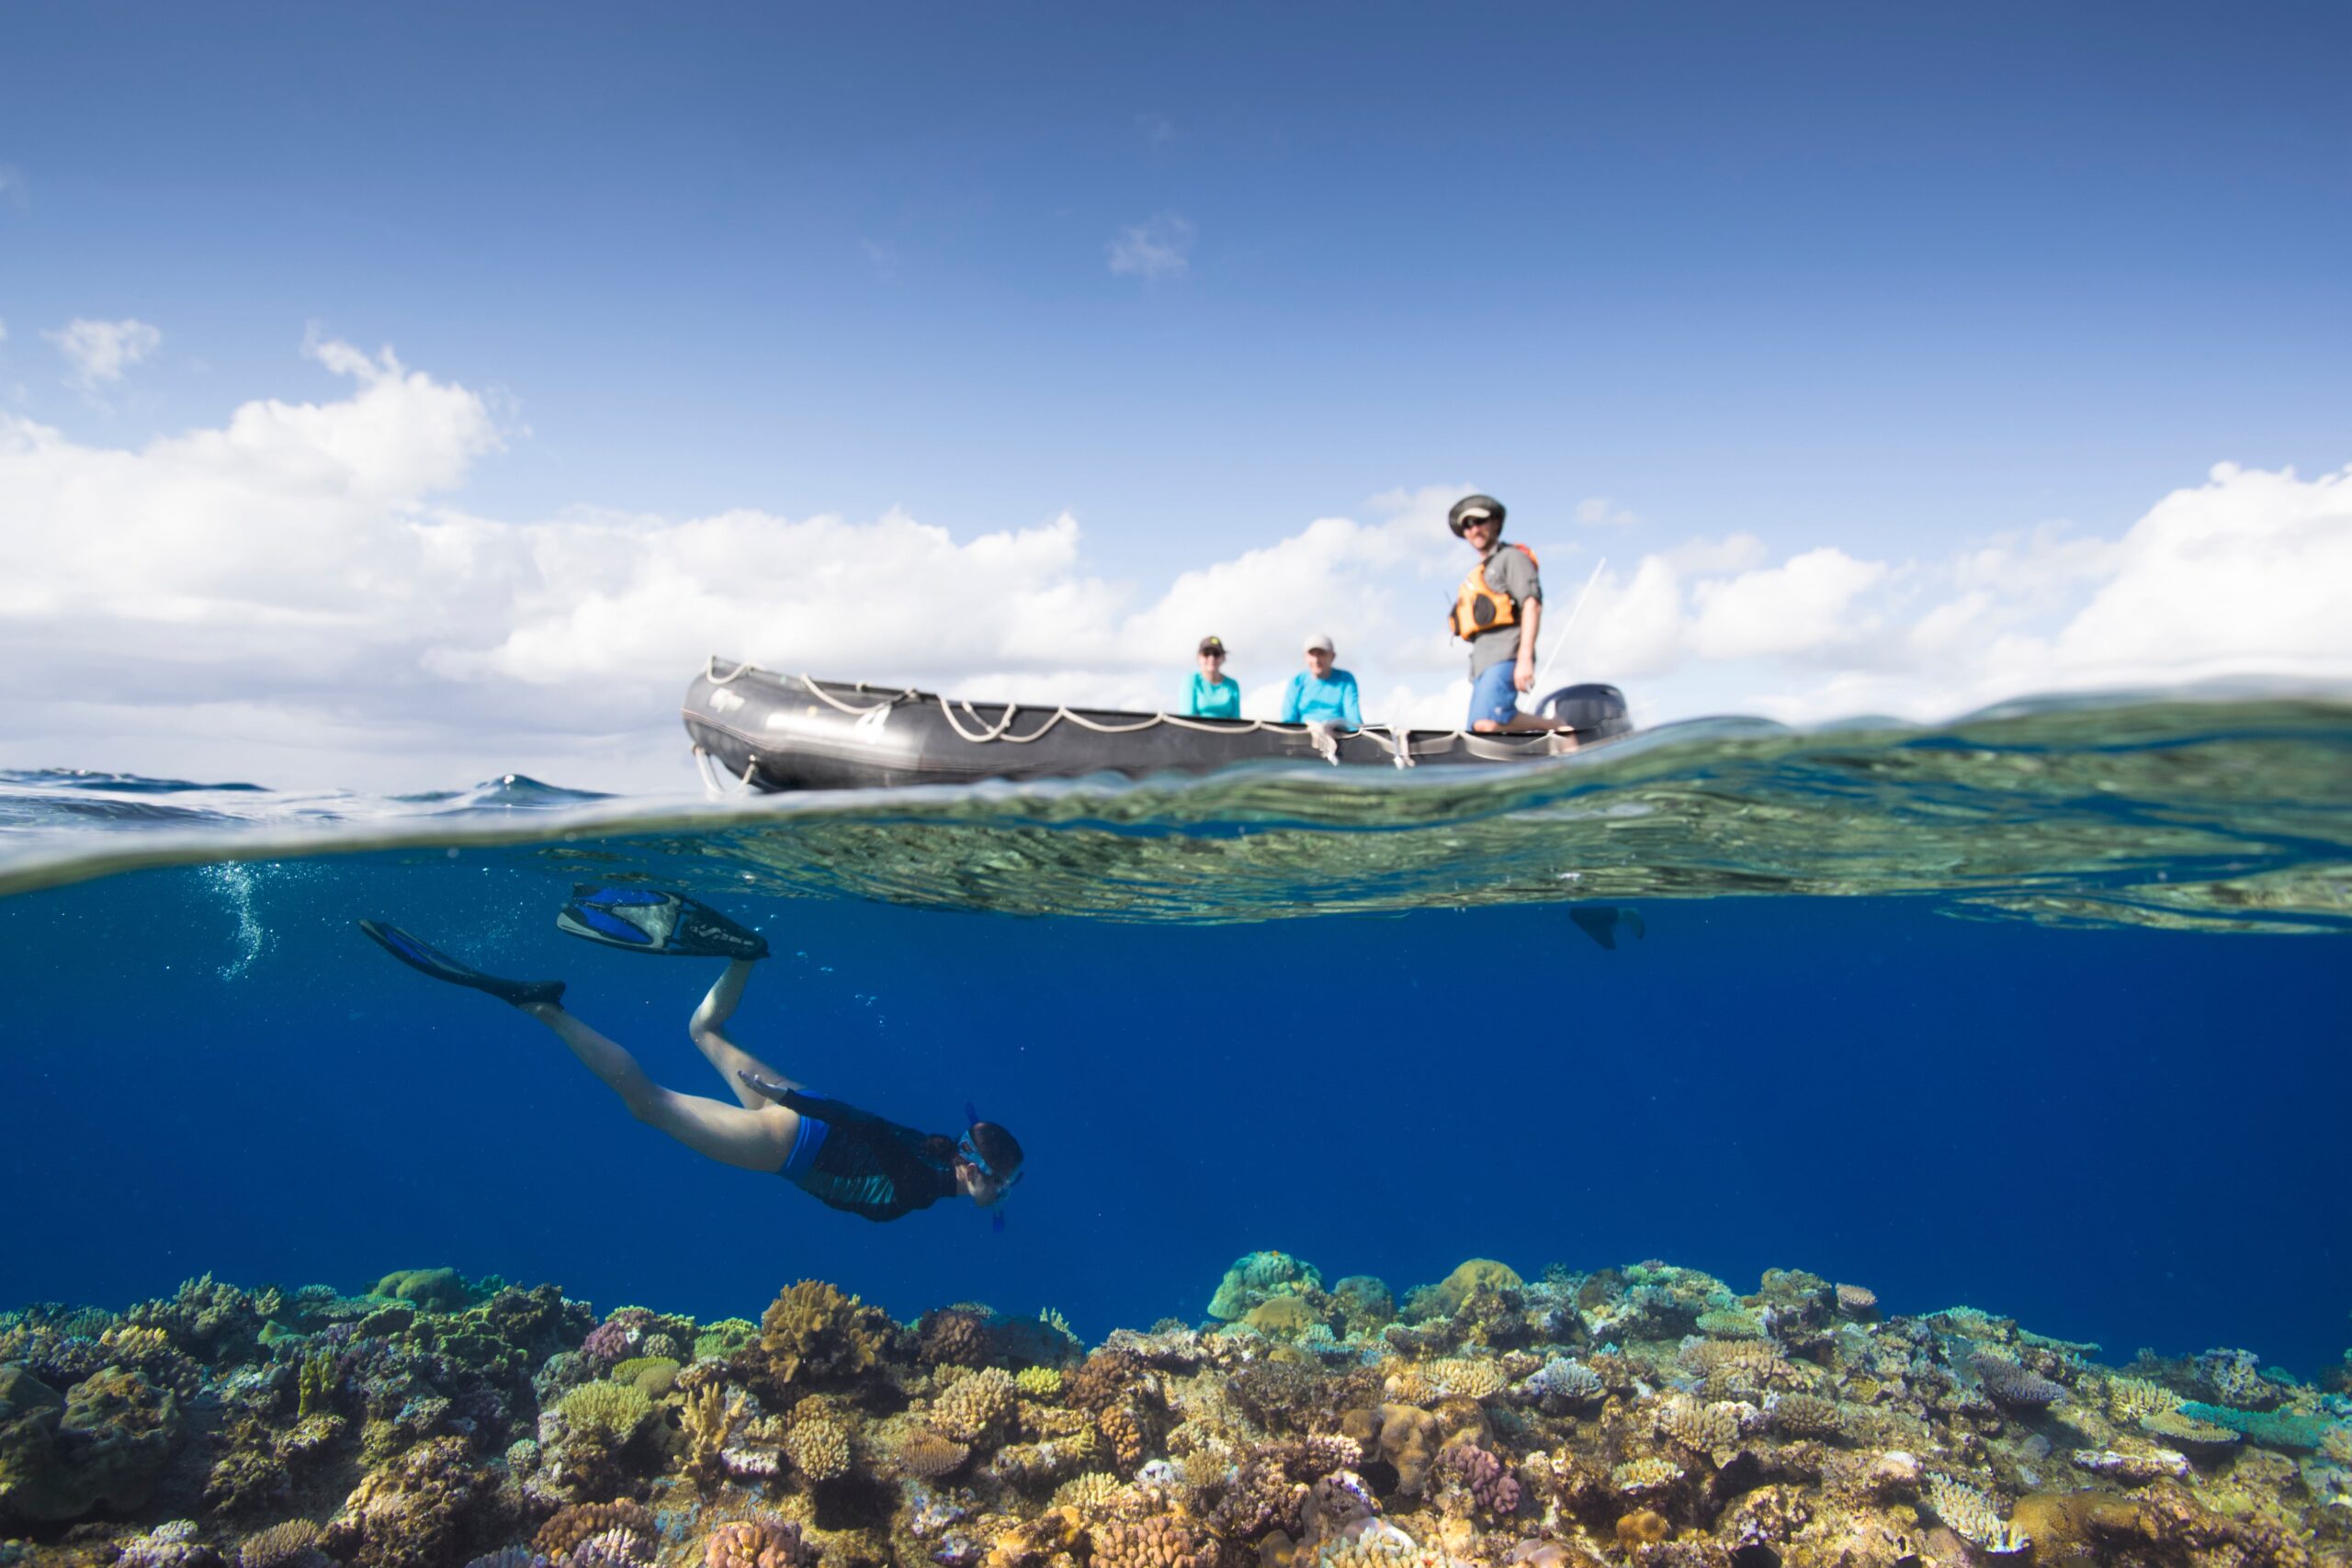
[773,1089,961,1223]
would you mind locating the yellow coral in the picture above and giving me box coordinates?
[1656,1394,1744,1452]
[783,1408,853,1481]
[1243,1296,1319,1339]
[1611,1457,1683,1494]
[1015,1366,1065,1399]
[681,1383,744,1484]
[1428,1259,1522,1316]
[759,1279,890,1386]
[1426,1358,1505,1399]
[98,1325,173,1363]
[1049,1472,1123,1518]
[558,1379,653,1441]
[933,1365,1017,1443]
[2105,1375,2181,1422]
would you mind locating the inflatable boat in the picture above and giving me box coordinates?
[681,660,1633,793]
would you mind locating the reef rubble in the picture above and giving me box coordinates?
[3,1257,2347,1567]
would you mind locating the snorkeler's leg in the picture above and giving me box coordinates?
[689,958,799,1110]
[523,1001,798,1171]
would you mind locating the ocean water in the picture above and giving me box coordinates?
[1,690,2346,1379]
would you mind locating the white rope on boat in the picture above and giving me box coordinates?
[698,661,1569,769]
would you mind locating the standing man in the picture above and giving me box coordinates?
[1447,493,1571,734]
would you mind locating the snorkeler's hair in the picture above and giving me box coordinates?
[967,1121,1023,1178]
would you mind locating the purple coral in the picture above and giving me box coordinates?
[1432,1442,1522,1517]
[582,1309,652,1365]
[1970,1351,2065,1408]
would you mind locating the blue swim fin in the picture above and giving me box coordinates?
[358,919,566,1008]
[556,886,769,959]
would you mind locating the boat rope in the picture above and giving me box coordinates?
[695,662,1567,766]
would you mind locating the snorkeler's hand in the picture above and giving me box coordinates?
[738,1069,792,1105]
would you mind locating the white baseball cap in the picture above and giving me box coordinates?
[1304,632,1335,654]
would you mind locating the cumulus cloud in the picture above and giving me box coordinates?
[1108,212,1195,279]
[46,317,162,397]
[1574,496,1642,527]
[0,341,2345,792]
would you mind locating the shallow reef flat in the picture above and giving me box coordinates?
[4,1256,2347,1568]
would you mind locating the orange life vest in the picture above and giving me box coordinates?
[1450,543,1539,640]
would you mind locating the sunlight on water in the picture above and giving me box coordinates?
[5,693,2347,932]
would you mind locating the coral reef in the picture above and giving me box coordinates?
[1,1254,2345,1568]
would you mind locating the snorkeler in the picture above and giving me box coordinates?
[357,887,1023,1224]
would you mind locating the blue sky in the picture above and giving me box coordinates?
[3,2,2349,787]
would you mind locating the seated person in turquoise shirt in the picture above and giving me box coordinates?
[1182,634,1241,718]
[1281,632,1363,728]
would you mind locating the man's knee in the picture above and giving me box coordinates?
[1472,718,1501,733]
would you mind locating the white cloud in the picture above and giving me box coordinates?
[45,317,162,397]
[0,342,2346,792]
[1574,496,1642,527]
[1136,114,1175,148]
[1108,213,1195,279]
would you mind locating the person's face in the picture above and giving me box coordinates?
[1306,647,1334,676]
[1461,517,1500,551]
[1198,649,1225,679]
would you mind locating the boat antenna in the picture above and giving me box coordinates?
[1532,556,1607,695]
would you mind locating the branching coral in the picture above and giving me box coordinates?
[933,1366,1017,1444]
[1090,1514,1204,1568]
[781,1403,854,1481]
[757,1280,892,1389]
[534,1501,658,1562]
[702,1518,812,1568]
[236,1517,326,1568]
[1429,1442,1521,1518]
[1971,1351,2065,1408]
[681,1384,745,1485]
[1925,1474,2030,1554]
[554,1381,651,1443]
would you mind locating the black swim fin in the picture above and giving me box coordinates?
[555,885,769,959]
[1570,906,1646,950]
[358,919,567,1008]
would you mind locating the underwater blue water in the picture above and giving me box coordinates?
[0,698,2346,1374]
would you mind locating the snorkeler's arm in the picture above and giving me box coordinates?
[690,959,794,1110]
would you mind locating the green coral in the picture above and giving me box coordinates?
[609,1356,681,1397]
[297,1352,339,1419]
[371,1268,469,1313]
[1206,1251,1321,1321]
[557,1380,653,1441]
[2180,1401,2335,1452]
[1014,1366,1064,1398]
[693,1317,759,1361]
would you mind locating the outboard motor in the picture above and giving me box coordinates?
[1534,682,1632,739]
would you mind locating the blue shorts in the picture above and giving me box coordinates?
[1467,660,1521,728]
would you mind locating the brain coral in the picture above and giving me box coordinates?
[702,1517,811,1568]
[759,1280,893,1388]
[1243,1296,1320,1339]
[933,1366,1017,1444]
[1207,1251,1321,1322]
[1090,1514,1204,1568]
[1424,1259,1523,1318]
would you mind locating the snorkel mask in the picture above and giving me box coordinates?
[961,1102,1022,1229]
